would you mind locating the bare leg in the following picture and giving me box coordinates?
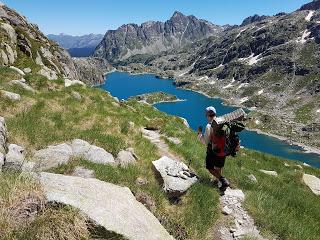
[209,168,222,180]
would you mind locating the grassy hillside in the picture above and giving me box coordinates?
[1,66,320,239]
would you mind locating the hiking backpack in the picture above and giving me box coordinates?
[213,121,245,157]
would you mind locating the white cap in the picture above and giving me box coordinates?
[205,106,216,115]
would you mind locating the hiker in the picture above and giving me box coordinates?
[198,106,230,192]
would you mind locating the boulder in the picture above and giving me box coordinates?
[21,161,36,173]
[0,152,4,171]
[72,166,95,178]
[84,145,115,165]
[39,172,174,240]
[38,66,58,80]
[33,143,73,170]
[180,117,190,128]
[1,90,21,101]
[222,205,233,215]
[248,174,257,183]
[167,137,181,145]
[303,174,320,195]
[116,150,137,166]
[64,78,85,87]
[0,23,17,44]
[259,169,278,177]
[224,188,245,201]
[0,116,7,154]
[23,67,32,74]
[9,79,36,93]
[71,91,82,100]
[70,139,91,158]
[152,156,197,196]
[9,66,25,75]
[4,144,25,171]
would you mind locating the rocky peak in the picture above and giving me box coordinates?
[94,11,222,62]
[299,0,320,11]
[241,14,268,26]
[170,11,187,21]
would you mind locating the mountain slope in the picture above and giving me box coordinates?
[0,4,110,84]
[115,5,320,149]
[93,11,223,62]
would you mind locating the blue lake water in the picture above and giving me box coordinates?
[100,71,320,168]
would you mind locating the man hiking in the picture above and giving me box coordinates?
[198,106,230,193]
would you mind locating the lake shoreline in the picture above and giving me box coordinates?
[103,70,320,158]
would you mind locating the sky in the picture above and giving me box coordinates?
[2,0,312,36]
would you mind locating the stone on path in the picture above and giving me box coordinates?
[152,156,197,197]
[259,169,278,177]
[218,188,265,240]
[167,137,181,145]
[39,172,174,240]
[1,90,21,101]
[303,174,320,195]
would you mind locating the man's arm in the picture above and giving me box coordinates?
[198,124,212,145]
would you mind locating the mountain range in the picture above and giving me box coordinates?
[93,1,320,149]
[47,33,104,57]
[93,11,224,61]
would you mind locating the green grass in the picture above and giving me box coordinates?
[1,73,320,240]
[295,103,314,123]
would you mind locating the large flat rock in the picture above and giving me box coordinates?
[39,172,174,240]
[33,140,116,170]
[303,174,320,195]
[152,156,197,196]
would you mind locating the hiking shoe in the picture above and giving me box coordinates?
[219,177,230,192]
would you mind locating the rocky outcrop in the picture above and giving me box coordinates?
[33,139,116,170]
[241,14,268,26]
[39,172,174,240]
[152,156,197,197]
[94,11,222,62]
[33,143,73,170]
[3,144,25,171]
[116,150,137,166]
[0,90,21,101]
[0,4,110,85]
[0,116,8,155]
[299,0,320,11]
[303,173,320,195]
[73,57,112,85]
[9,79,36,93]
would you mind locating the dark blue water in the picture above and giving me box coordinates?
[101,72,320,168]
